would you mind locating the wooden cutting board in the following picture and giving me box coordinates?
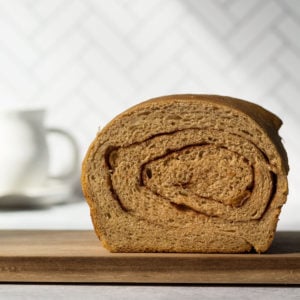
[0,230,299,284]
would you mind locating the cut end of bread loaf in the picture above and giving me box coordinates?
[81,94,289,253]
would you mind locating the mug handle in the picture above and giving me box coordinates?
[46,128,79,181]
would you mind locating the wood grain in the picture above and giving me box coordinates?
[0,230,299,284]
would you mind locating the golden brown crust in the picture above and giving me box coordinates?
[81,94,289,253]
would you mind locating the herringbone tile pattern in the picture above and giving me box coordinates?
[0,0,299,227]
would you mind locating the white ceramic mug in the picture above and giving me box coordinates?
[0,109,78,195]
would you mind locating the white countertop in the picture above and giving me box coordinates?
[0,199,93,230]
[0,284,299,300]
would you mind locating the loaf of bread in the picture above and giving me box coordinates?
[81,94,289,253]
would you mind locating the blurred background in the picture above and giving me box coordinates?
[0,0,299,230]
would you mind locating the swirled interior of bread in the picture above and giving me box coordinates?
[81,94,289,253]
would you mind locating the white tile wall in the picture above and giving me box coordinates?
[0,0,299,229]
